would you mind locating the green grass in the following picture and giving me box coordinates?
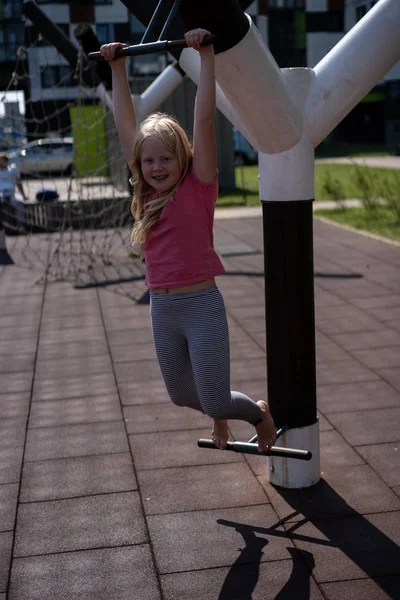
[315,142,389,158]
[314,164,398,200]
[218,165,259,207]
[314,206,400,244]
[216,164,400,207]
[218,163,400,245]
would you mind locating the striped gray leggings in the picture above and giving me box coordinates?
[150,285,263,424]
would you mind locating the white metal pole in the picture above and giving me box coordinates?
[97,64,184,118]
[138,63,184,120]
[268,423,321,488]
[259,68,315,201]
[306,0,400,147]
[259,69,320,488]
[213,16,303,153]
[179,46,260,149]
[180,16,304,152]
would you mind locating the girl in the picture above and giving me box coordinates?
[100,28,276,452]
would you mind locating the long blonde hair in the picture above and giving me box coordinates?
[130,113,193,255]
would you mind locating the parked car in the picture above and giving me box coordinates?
[9,138,75,177]
[233,128,258,165]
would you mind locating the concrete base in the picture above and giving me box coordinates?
[267,421,320,489]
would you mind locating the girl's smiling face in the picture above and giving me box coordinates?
[141,137,181,193]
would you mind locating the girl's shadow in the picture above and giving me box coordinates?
[217,520,315,600]
[217,521,268,600]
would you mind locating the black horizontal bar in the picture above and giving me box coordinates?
[88,35,216,61]
[197,439,312,461]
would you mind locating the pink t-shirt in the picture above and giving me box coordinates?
[144,169,225,289]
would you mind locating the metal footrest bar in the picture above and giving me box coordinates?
[197,439,312,461]
[88,35,215,61]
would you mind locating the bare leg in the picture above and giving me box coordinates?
[212,419,229,450]
[254,401,276,452]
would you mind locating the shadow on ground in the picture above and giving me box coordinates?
[216,519,317,600]
[277,480,398,599]
[214,477,399,599]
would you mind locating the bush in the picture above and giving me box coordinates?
[352,164,379,212]
[381,172,400,222]
[321,171,346,207]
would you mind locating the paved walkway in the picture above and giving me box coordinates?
[1,215,400,599]
[315,156,400,169]
[215,199,372,220]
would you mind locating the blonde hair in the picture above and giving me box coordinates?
[130,113,193,256]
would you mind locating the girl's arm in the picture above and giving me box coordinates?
[185,29,217,183]
[100,43,137,171]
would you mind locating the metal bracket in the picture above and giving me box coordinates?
[88,0,215,61]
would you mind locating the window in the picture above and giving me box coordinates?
[269,0,305,7]
[387,82,400,102]
[268,8,307,68]
[294,10,306,50]
[0,0,23,19]
[96,24,114,46]
[356,2,376,21]
[327,11,344,32]
[114,23,130,44]
[356,5,367,21]
[0,24,24,61]
[307,11,344,33]
[41,66,74,89]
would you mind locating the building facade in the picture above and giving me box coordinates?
[244,0,399,151]
[0,0,25,90]
[0,0,398,150]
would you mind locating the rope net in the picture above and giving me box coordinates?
[1,20,148,302]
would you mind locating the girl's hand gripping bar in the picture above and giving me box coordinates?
[88,35,216,61]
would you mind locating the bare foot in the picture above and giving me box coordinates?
[212,419,229,450]
[255,401,276,452]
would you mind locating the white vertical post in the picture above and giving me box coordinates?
[268,423,321,488]
[259,69,320,488]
